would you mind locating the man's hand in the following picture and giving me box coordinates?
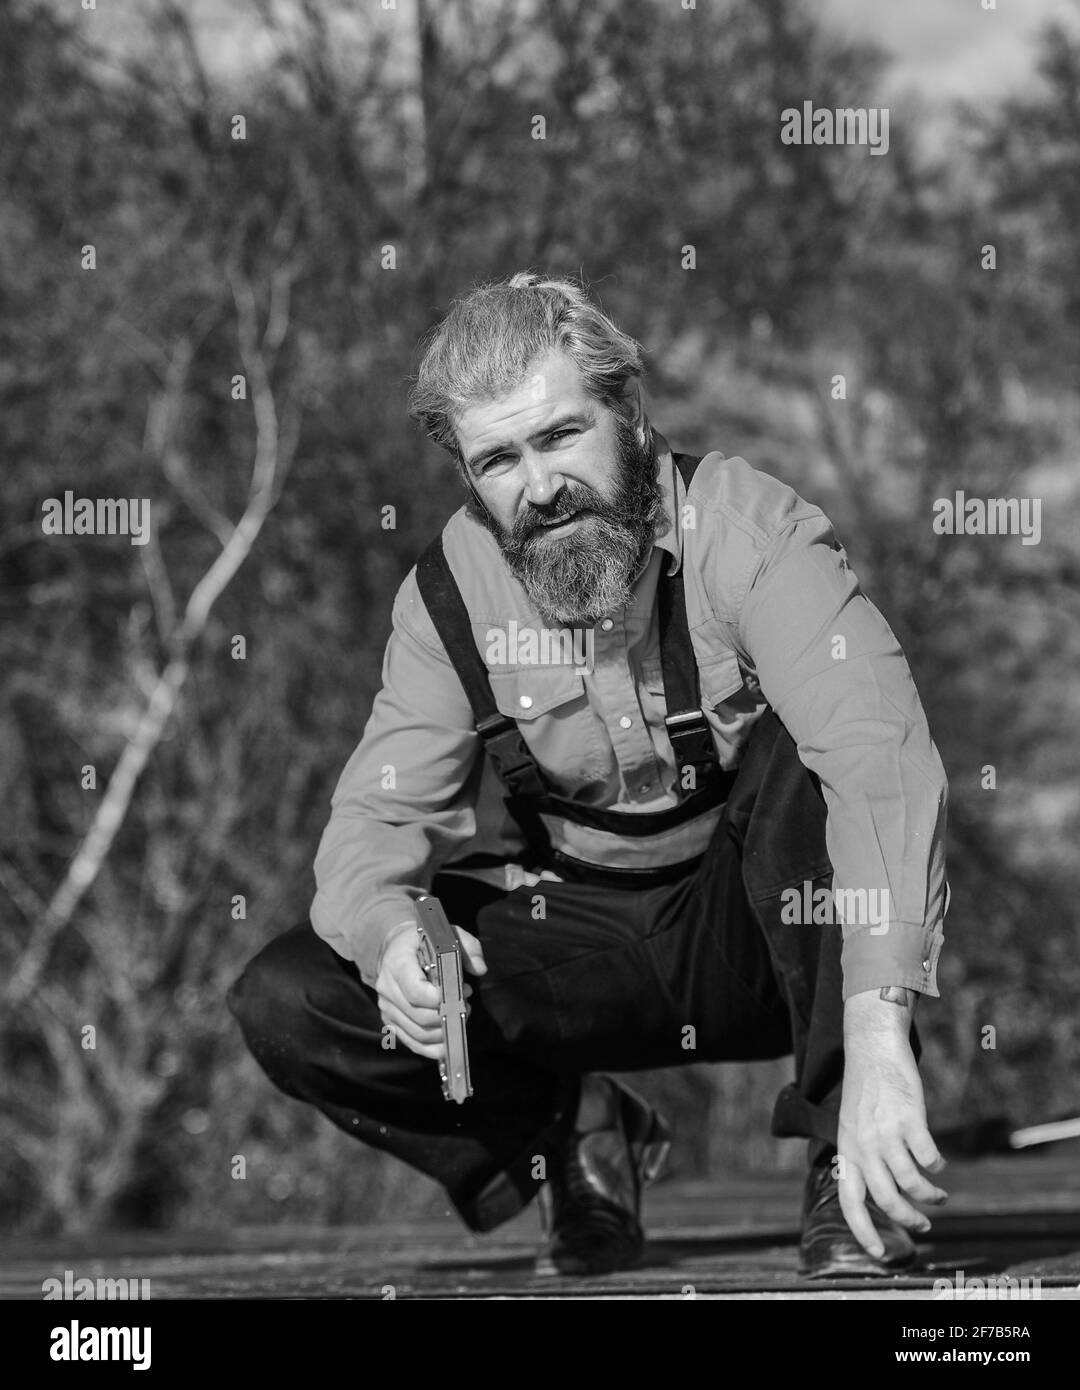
[837,986,948,1258]
[374,917,487,1060]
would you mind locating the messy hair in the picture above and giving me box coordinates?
[407,271,646,461]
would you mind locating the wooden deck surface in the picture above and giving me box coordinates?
[3,1149,1078,1300]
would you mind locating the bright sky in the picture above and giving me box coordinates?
[85,0,1078,108]
[823,0,1075,99]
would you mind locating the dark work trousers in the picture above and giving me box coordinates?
[228,710,869,1233]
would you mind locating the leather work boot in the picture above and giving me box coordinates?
[798,1155,918,1277]
[535,1076,671,1277]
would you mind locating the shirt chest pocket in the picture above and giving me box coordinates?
[643,651,763,720]
[487,667,608,787]
[699,652,760,715]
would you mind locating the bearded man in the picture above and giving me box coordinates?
[228,272,950,1279]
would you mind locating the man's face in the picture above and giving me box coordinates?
[454,350,665,626]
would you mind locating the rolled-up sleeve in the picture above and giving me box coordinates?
[310,569,482,985]
[738,516,948,1000]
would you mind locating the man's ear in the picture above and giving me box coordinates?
[460,467,489,519]
[617,376,647,437]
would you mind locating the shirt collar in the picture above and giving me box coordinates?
[645,428,683,578]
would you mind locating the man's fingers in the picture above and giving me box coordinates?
[885,1143,948,1206]
[399,973,442,1010]
[908,1128,948,1178]
[862,1156,931,1234]
[376,942,442,1010]
[388,1030,444,1061]
[454,925,488,976]
[379,1001,444,1055]
[381,1021,444,1060]
[835,1161,885,1259]
[380,1001,442,1046]
[378,988,441,1036]
[381,980,441,1026]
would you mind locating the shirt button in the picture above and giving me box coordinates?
[922,959,931,971]
[519,695,533,709]
[600,618,614,631]
[638,784,650,793]
[619,715,632,729]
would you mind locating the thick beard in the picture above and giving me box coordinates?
[469,416,667,626]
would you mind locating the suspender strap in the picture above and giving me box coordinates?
[661,453,720,790]
[416,535,548,798]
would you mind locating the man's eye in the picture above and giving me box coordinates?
[549,428,578,442]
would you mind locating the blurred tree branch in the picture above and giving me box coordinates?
[4,266,303,1008]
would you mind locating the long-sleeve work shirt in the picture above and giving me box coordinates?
[311,435,948,1000]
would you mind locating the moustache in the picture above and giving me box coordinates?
[516,489,606,540]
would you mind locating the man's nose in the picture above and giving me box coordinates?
[521,452,565,507]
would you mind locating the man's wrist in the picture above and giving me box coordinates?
[844,984,917,1038]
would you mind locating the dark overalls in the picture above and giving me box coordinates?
[228,454,848,1231]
